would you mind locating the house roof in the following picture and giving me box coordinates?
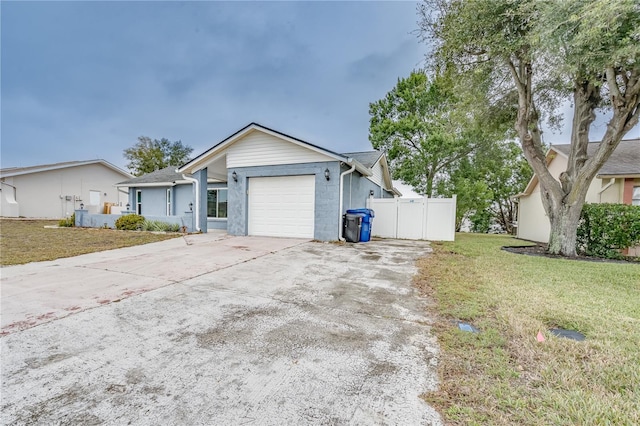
[551,138,640,177]
[115,166,188,187]
[0,159,133,179]
[177,122,372,177]
[118,124,401,195]
[516,138,640,197]
[341,151,383,169]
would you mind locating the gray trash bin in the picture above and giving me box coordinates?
[343,213,362,243]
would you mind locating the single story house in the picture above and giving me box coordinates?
[1,160,132,218]
[514,138,640,253]
[115,123,401,240]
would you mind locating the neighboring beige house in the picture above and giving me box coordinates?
[515,138,640,254]
[0,160,133,218]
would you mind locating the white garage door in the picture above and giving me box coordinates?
[248,175,315,238]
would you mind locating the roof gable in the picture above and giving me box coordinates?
[0,159,133,179]
[177,122,372,177]
[226,129,336,168]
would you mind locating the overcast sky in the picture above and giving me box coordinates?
[2,1,426,170]
[1,1,636,172]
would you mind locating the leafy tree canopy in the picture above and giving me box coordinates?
[124,137,193,176]
[420,0,640,256]
[437,140,532,233]
[369,70,503,197]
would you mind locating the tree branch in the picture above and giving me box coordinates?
[605,67,624,107]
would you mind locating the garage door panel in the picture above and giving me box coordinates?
[248,175,315,238]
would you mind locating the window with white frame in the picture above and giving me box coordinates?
[166,188,172,216]
[136,190,142,215]
[207,188,228,218]
[633,186,640,206]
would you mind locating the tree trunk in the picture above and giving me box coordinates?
[425,178,434,198]
[546,199,585,256]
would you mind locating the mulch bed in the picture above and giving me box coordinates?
[502,244,639,264]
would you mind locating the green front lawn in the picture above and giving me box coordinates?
[0,219,181,266]
[417,233,640,425]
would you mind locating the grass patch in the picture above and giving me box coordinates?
[0,219,182,266]
[417,233,640,425]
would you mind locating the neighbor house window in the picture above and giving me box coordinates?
[136,190,142,215]
[166,188,172,215]
[207,188,228,218]
[633,186,640,206]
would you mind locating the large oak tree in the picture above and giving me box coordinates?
[420,0,640,256]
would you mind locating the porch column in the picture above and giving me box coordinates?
[196,168,208,232]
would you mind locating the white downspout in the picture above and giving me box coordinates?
[339,160,357,241]
[182,174,200,232]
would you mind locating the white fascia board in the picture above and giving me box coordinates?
[114,182,181,188]
[597,173,640,179]
[348,159,372,177]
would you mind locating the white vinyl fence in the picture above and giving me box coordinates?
[366,195,457,241]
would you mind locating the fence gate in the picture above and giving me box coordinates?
[366,196,456,241]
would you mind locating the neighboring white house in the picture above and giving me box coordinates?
[514,138,640,254]
[0,160,133,218]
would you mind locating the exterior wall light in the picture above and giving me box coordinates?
[189,202,193,211]
[126,203,130,211]
[324,168,330,181]
[369,190,374,197]
[80,203,84,210]
[232,171,238,182]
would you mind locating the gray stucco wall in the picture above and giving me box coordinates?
[341,168,394,212]
[173,184,194,216]
[131,187,168,216]
[226,161,341,241]
[129,185,194,216]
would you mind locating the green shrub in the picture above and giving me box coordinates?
[141,220,181,232]
[115,214,146,231]
[577,203,640,259]
[58,213,75,227]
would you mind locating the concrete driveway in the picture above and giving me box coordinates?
[1,236,441,425]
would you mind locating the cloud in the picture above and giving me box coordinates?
[1,1,424,169]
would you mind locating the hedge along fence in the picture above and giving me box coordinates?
[577,203,640,259]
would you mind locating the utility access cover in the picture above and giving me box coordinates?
[549,328,585,341]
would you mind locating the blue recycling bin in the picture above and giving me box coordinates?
[346,208,375,242]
